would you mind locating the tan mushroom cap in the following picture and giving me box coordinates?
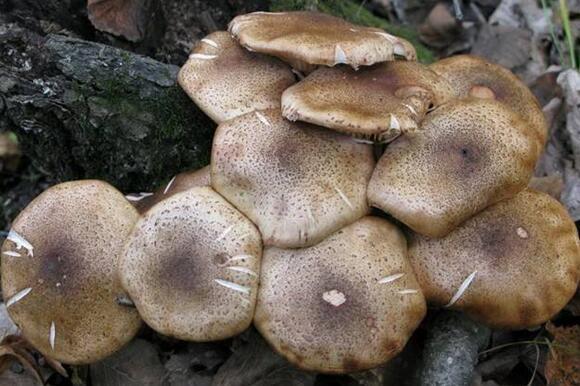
[282,61,455,142]
[255,216,426,373]
[229,11,416,72]
[429,55,547,151]
[408,189,580,329]
[211,109,374,248]
[132,165,211,213]
[368,98,539,238]
[178,31,296,123]
[1,180,141,364]
[119,186,262,341]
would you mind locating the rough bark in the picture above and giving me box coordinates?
[0,20,214,222]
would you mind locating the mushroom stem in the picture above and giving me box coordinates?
[419,311,490,386]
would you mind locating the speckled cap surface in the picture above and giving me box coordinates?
[119,186,262,341]
[1,180,141,364]
[408,189,579,329]
[430,55,547,152]
[282,61,455,142]
[229,11,416,71]
[211,109,375,248]
[255,216,426,373]
[368,98,539,238]
[178,31,295,123]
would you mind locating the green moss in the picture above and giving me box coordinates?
[61,74,214,192]
[270,0,434,63]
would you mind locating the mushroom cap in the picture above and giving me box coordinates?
[178,31,296,124]
[211,109,375,248]
[368,98,539,238]
[228,11,416,72]
[1,180,141,364]
[408,189,580,329]
[281,61,455,142]
[133,165,211,213]
[254,216,426,373]
[119,186,262,341]
[429,55,547,151]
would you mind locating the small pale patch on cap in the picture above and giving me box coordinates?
[516,226,528,239]
[323,289,347,307]
[430,55,547,152]
[399,289,419,295]
[255,217,426,373]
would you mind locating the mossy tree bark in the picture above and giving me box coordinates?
[0,22,214,222]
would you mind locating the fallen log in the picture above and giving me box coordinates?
[0,20,214,196]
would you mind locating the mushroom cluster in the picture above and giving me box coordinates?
[2,11,579,374]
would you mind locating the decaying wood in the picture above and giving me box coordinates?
[0,19,214,196]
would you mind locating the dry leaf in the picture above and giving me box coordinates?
[87,0,152,42]
[545,323,580,386]
[419,3,460,48]
[0,335,44,385]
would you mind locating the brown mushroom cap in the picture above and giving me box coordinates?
[254,216,426,373]
[178,31,296,123]
[408,189,579,329]
[228,11,416,72]
[282,61,455,142]
[119,186,262,341]
[1,180,141,364]
[368,98,539,238]
[132,165,211,213]
[211,109,374,248]
[429,55,547,151]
